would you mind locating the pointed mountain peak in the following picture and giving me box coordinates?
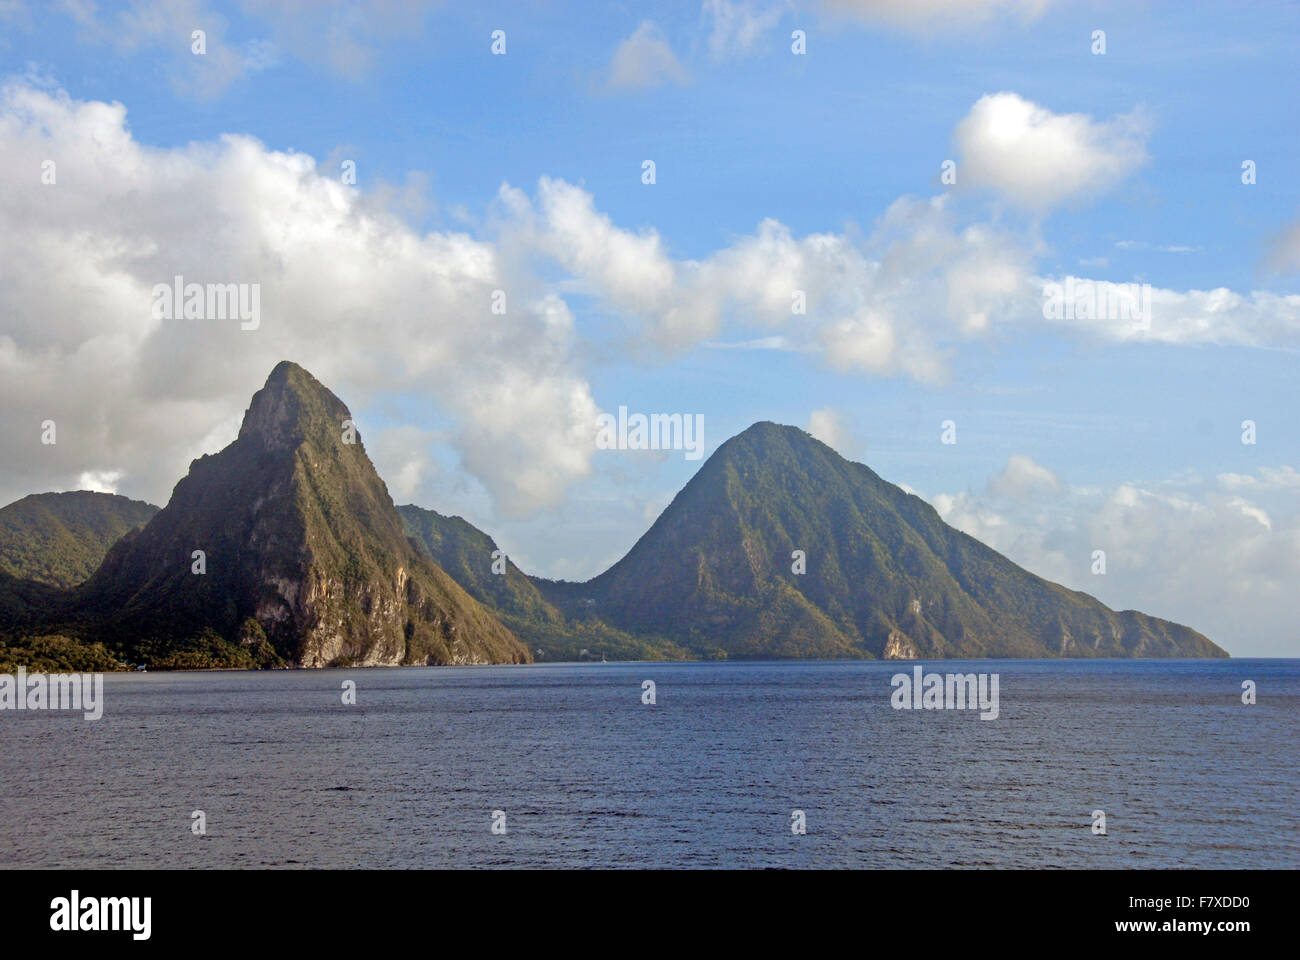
[81,362,528,668]
[264,358,315,387]
[238,361,350,450]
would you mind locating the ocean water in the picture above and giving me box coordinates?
[0,659,1295,869]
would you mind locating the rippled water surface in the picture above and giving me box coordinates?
[1,659,1295,868]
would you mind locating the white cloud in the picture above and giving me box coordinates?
[1033,277,1300,346]
[807,407,859,456]
[75,470,124,495]
[954,92,1149,212]
[368,425,443,504]
[987,454,1061,498]
[930,466,1300,657]
[3,80,1298,527]
[607,21,688,90]
[500,180,1028,380]
[1217,466,1300,491]
[492,159,1300,381]
[0,81,599,516]
[1227,496,1272,530]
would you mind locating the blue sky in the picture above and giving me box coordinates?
[1,0,1297,655]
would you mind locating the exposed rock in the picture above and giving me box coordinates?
[78,362,530,668]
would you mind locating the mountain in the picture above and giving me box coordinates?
[0,491,158,588]
[0,373,1224,668]
[398,504,689,661]
[398,505,562,628]
[532,422,1225,660]
[0,568,67,631]
[76,362,530,669]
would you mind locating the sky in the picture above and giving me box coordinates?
[1,0,1297,656]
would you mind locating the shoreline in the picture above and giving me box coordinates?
[79,653,1259,676]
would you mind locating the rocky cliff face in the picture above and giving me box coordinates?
[79,362,529,668]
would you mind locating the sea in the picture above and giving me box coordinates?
[1,659,1295,869]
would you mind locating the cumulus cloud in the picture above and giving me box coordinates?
[930,466,1300,657]
[955,92,1150,212]
[0,80,599,516]
[806,407,860,457]
[1032,276,1300,346]
[987,454,1061,498]
[491,160,1299,380]
[368,425,444,504]
[4,80,1298,525]
[75,470,124,495]
[822,0,1053,30]
[607,21,688,90]
[498,179,1029,380]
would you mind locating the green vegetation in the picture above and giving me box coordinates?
[0,569,68,629]
[399,504,692,661]
[0,491,157,588]
[407,421,1225,662]
[128,629,265,671]
[0,634,125,672]
[0,368,1224,669]
[70,361,529,668]
[555,422,1226,659]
